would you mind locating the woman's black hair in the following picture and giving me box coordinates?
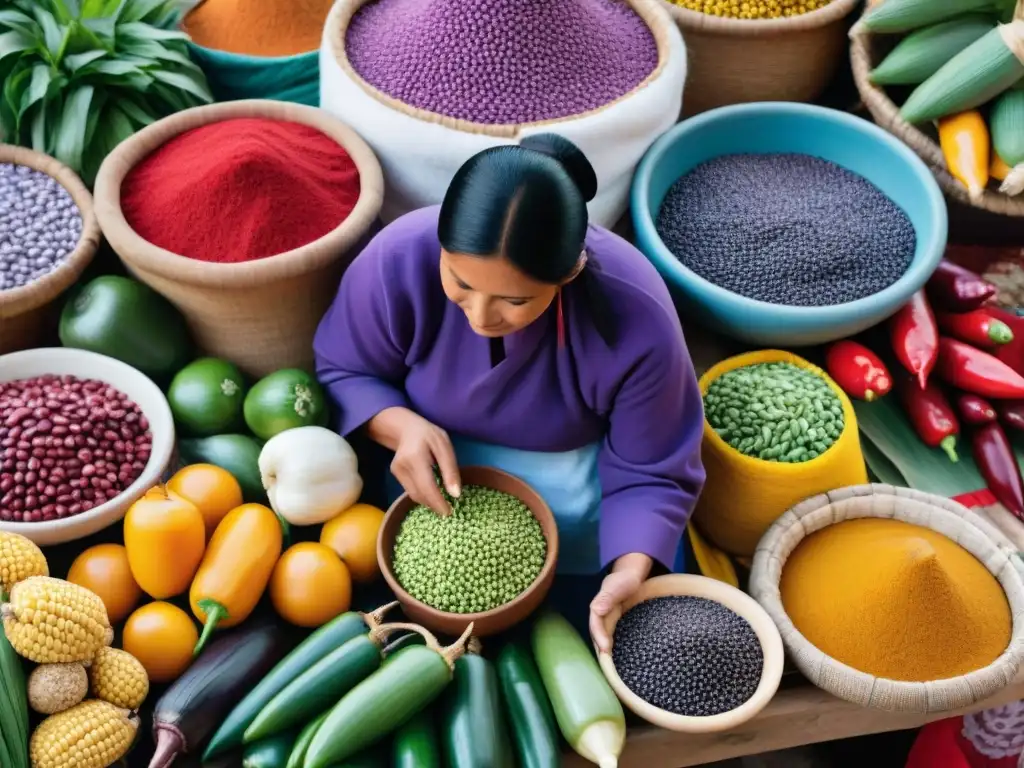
[438,133,616,345]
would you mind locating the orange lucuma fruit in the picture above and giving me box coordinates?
[123,485,206,599]
[166,463,244,537]
[122,601,199,684]
[66,544,142,624]
[270,542,352,628]
[319,503,385,584]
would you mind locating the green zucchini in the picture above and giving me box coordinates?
[285,712,328,768]
[857,0,1015,34]
[441,647,514,768]
[243,730,299,768]
[870,15,996,86]
[392,710,441,768]
[304,625,473,768]
[204,603,396,760]
[495,640,560,768]
[531,612,625,768]
[245,632,387,743]
[383,631,426,658]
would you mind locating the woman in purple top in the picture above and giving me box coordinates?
[314,134,705,650]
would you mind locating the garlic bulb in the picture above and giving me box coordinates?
[259,426,364,526]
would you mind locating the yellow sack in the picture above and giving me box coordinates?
[692,349,868,557]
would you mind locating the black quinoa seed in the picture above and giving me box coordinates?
[654,153,916,307]
[612,596,764,717]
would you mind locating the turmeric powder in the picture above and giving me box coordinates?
[183,0,335,57]
[780,518,1010,682]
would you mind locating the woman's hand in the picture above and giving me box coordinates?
[369,407,461,515]
[589,553,653,654]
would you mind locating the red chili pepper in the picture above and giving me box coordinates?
[936,310,1014,348]
[824,341,892,401]
[889,290,939,388]
[956,393,997,426]
[971,421,1024,520]
[896,373,960,461]
[935,337,1024,399]
[985,307,1024,378]
[925,259,997,312]
[997,400,1024,432]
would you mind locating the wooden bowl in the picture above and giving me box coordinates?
[377,466,559,637]
[598,574,785,733]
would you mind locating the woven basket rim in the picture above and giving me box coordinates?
[0,144,100,319]
[91,99,384,289]
[324,0,682,138]
[850,29,1024,217]
[659,0,859,36]
[750,484,1024,712]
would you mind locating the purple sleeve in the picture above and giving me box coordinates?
[598,336,706,571]
[314,240,411,436]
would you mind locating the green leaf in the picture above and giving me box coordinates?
[63,48,106,71]
[19,63,53,118]
[83,88,107,148]
[0,9,40,39]
[150,67,211,104]
[82,16,115,45]
[4,65,32,136]
[64,19,113,56]
[0,30,35,63]
[80,58,142,77]
[52,83,93,172]
[117,95,156,127]
[120,0,179,24]
[117,21,189,43]
[81,0,123,16]
[30,8,65,60]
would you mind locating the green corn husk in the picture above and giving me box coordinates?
[854,0,1015,35]
[870,16,997,86]
[900,21,1024,123]
[991,88,1024,193]
[860,436,909,486]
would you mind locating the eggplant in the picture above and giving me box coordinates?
[149,622,290,768]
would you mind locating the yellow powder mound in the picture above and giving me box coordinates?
[780,518,1011,682]
[184,0,335,57]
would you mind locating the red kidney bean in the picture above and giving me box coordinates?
[0,375,153,521]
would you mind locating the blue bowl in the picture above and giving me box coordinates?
[186,42,320,107]
[631,102,948,347]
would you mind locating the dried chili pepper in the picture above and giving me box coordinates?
[936,310,1014,348]
[889,290,939,388]
[971,421,1024,520]
[985,307,1024,378]
[997,400,1024,432]
[896,373,959,461]
[824,341,892,401]
[925,259,997,312]
[956,393,997,426]
[935,337,1024,399]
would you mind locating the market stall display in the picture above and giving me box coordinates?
[0,148,99,356]
[93,99,383,377]
[632,102,947,346]
[0,348,174,546]
[751,485,1024,712]
[319,0,686,226]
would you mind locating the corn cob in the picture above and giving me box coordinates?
[990,88,1024,194]
[1,577,112,664]
[871,16,997,86]
[938,110,991,200]
[0,532,48,597]
[88,647,149,710]
[27,664,88,715]
[29,699,138,768]
[854,0,1015,35]
[900,21,1024,124]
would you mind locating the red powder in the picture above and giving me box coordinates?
[121,118,361,263]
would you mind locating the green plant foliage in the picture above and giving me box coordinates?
[0,0,212,184]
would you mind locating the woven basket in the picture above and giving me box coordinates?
[92,100,384,377]
[750,484,1024,713]
[851,30,1024,217]
[660,0,860,116]
[0,145,100,354]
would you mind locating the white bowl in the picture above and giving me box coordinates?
[0,348,175,545]
[598,573,785,733]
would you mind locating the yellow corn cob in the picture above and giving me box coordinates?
[0,531,48,595]
[30,699,138,768]
[88,647,149,710]
[1,577,112,664]
[938,110,991,201]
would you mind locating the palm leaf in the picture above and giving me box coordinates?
[52,84,93,171]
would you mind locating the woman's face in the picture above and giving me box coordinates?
[441,250,560,337]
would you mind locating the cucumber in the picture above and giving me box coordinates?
[304,645,457,768]
[392,710,441,768]
[383,631,426,659]
[205,609,384,759]
[245,633,384,743]
[495,640,560,768]
[286,712,328,768]
[243,731,299,768]
[441,650,514,768]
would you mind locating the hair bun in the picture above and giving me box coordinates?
[520,134,598,203]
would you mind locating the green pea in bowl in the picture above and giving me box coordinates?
[377,466,559,637]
